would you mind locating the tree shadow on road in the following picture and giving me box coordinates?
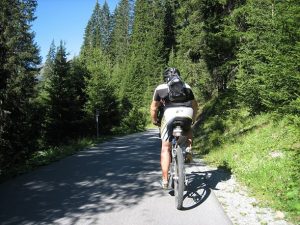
[0,129,163,225]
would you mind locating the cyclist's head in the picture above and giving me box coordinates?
[163,67,181,82]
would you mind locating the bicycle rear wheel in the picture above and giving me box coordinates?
[174,145,185,209]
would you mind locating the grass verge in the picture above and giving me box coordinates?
[0,136,112,183]
[197,112,300,223]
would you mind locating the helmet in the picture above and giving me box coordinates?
[163,67,181,82]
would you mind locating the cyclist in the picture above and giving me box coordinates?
[150,67,198,189]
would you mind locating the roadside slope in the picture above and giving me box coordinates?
[194,111,300,224]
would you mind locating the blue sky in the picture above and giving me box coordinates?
[32,0,119,63]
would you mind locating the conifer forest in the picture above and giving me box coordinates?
[0,0,299,220]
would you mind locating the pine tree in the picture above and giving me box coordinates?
[273,0,300,114]
[83,47,119,133]
[81,1,103,52]
[110,0,133,63]
[164,0,177,60]
[43,41,73,145]
[79,1,122,133]
[0,0,40,170]
[37,40,56,104]
[109,0,134,99]
[173,0,244,101]
[81,1,113,54]
[234,0,300,113]
[124,0,166,107]
[164,0,207,101]
[43,40,56,80]
[67,57,89,136]
[101,1,112,53]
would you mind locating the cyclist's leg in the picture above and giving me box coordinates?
[159,110,173,187]
[161,140,171,182]
[186,128,193,148]
[185,128,193,163]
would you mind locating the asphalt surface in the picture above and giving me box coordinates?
[0,129,232,225]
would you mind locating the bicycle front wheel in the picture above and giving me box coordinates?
[174,145,185,210]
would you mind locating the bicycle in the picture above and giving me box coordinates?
[168,117,192,210]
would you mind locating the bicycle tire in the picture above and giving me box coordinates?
[174,145,185,210]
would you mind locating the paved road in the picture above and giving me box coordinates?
[0,129,232,225]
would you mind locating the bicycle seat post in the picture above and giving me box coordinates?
[172,126,182,137]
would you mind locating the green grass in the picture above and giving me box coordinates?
[199,113,300,223]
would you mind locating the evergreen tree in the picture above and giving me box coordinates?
[0,0,40,170]
[37,40,56,103]
[124,0,166,107]
[234,0,300,113]
[110,0,133,64]
[83,47,119,133]
[43,40,56,80]
[167,0,212,101]
[81,1,103,52]
[35,41,57,143]
[173,0,245,101]
[81,1,113,54]
[38,42,89,145]
[43,42,74,145]
[273,0,300,114]
[110,0,134,99]
[80,1,123,133]
[101,1,112,53]
[67,57,90,136]
[164,0,177,60]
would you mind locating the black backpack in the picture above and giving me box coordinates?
[167,75,187,103]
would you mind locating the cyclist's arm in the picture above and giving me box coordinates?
[185,85,198,123]
[191,99,198,123]
[150,100,161,125]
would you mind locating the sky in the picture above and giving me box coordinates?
[32,0,119,63]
